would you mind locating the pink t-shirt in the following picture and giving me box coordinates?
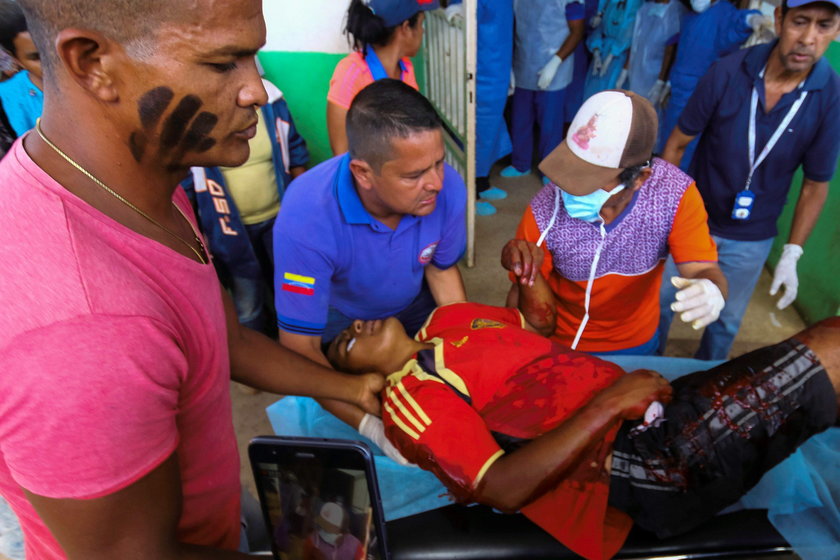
[0,140,241,558]
[327,51,419,109]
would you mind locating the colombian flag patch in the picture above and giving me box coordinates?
[281,272,315,296]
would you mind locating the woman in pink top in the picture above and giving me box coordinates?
[327,0,438,155]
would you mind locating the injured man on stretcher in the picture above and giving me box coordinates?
[326,302,840,560]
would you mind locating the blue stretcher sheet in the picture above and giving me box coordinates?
[266,355,840,558]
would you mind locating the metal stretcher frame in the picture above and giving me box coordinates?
[422,4,478,267]
[385,504,794,560]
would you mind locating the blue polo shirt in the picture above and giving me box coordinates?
[679,40,840,241]
[273,153,467,336]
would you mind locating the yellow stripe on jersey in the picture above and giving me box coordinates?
[516,309,527,329]
[474,449,505,488]
[415,302,466,341]
[415,307,439,341]
[387,383,427,433]
[386,354,446,387]
[386,357,418,385]
[396,381,431,426]
[383,398,420,440]
[434,342,470,398]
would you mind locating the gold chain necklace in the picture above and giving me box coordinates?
[35,120,208,265]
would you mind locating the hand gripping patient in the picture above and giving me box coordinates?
[327,302,840,560]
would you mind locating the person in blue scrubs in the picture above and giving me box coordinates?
[657,0,762,169]
[274,80,467,435]
[583,0,644,99]
[660,0,840,360]
[623,0,685,105]
[501,0,585,180]
[446,0,515,216]
[565,0,600,122]
[0,0,43,137]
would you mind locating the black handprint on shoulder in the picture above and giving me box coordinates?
[129,86,219,166]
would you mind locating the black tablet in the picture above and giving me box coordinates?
[249,435,390,560]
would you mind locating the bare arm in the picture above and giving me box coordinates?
[506,280,556,337]
[290,166,306,179]
[476,370,673,512]
[556,19,585,61]
[424,263,467,306]
[326,101,349,156]
[662,126,695,167]
[226,290,383,416]
[25,454,252,560]
[788,178,829,246]
[675,261,728,300]
[502,239,556,336]
[276,328,370,429]
[660,43,676,81]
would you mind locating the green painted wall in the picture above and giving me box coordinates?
[259,51,344,166]
[258,51,427,167]
[767,41,840,322]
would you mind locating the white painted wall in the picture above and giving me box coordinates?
[262,0,352,54]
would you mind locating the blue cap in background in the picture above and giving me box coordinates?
[365,0,440,27]
[785,0,840,10]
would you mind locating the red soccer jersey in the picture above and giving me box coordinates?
[382,302,633,560]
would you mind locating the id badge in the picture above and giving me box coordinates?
[731,189,755,220]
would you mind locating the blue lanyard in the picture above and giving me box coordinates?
[364,48,406,82]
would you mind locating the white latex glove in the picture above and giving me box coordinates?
[629,401,666,437]
[591,49,603,76]
[746,13,772,32]
[445,2,465,24]
[359,413,416,467]
[590,12,603,28]
[600,53,614,77]
[670,276,725,330]
[537,55,563,90]
[615,68,628,89]
[508,68,515,96]
[769,243,803,310]
[648,79,665,105]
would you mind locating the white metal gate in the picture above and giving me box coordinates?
[422,4,477,266]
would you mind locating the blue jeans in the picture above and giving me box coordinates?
[231,217,276,335]
[658,236,775,360]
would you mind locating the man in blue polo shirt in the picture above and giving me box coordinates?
[273,79,467,443]
[660,0,840,360]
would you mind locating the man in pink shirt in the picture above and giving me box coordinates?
[0,1,384,559]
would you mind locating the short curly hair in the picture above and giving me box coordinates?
[17,0,183,71]
[0,0,27,56]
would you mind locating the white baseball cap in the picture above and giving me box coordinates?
[539,90,658,195]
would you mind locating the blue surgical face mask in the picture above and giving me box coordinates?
[561,184,625,222]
